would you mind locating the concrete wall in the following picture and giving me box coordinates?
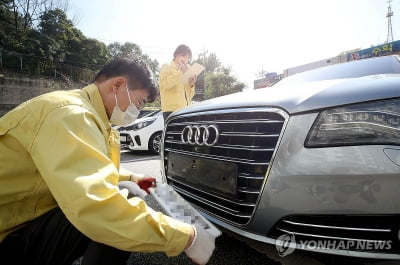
[0,72,83,116]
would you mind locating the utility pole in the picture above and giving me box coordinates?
[386,0,394,43]
[257,66,267,79]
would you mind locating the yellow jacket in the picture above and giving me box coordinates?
[159,61,195,112]
[0,84,191,256]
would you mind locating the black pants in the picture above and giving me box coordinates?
[163,112,172,122]
[0,208,131,265]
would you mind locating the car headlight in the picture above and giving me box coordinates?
[306,98,400,147]
[118,118,157,131]
[130,118,156,131]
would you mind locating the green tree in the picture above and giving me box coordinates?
[37,8,108,79]
[38,8,75,61]
[1,1,159,86]
[193,51,245,100]
[197,51,221,74]
[0,0,15,48]
[205,66,245,99]
[107,42,159,75]
[193,51,221,100]
[8,0,68,41]
[1,1,43,73]
[77,38,108,69]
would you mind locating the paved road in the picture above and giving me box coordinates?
[121,150,162,180]
[120,151,398,265]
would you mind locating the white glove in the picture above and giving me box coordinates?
[184,225,216,265]
[118,181,147,199]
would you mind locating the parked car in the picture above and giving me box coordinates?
[119,110,163,154]
[161,55,400,260]
[137,107,161,119]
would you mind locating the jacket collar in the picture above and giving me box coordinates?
[82,84,111,130]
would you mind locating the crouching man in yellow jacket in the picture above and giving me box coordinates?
[0,57,215,265]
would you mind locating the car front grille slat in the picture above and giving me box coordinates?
[172,184,253,224]
[163,108,286,225]
[164,148,270,165]
[165,139,276,151]
[171,177,256,208]
[214,144,275,151]
[220,132,281,137]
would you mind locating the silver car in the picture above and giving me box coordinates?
[161,55,400,260]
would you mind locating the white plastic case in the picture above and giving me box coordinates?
[149,183,222,237]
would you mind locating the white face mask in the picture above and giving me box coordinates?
[110,86,140,126]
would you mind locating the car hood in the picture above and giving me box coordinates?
[173,74,400,116]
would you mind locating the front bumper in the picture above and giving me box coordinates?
[162,110,400,259]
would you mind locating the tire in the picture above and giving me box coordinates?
[148,131,162,154]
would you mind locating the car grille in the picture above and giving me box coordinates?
[163,108,287,225]
[269,215,400,254]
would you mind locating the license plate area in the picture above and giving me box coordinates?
[167,153,238,195]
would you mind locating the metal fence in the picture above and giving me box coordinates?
[0,49,96,83]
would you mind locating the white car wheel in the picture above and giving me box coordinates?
[149,132,162,154]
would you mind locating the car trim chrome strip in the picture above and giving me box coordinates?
[277,228,389,242]
[169,119,285,126]
[167,131,281,138]
[220,132,281,137]
[282,220,391,232]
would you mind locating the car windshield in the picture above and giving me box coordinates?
[275,55,400,86]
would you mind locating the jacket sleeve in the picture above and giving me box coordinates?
[119,166,132,181]
[30,106,192,256]
[159,63,183,91]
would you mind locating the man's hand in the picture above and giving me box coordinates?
[184,225,216,265]
[118,181,147,199]
[178,62,189,73]
[188,74,197,87]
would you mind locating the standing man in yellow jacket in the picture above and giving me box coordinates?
[159,44,197,121]
[0,57,215,265]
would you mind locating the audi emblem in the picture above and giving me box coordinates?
[181,125,219,146]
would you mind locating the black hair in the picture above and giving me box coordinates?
[173,44,192,61]
[94,57,158,102]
